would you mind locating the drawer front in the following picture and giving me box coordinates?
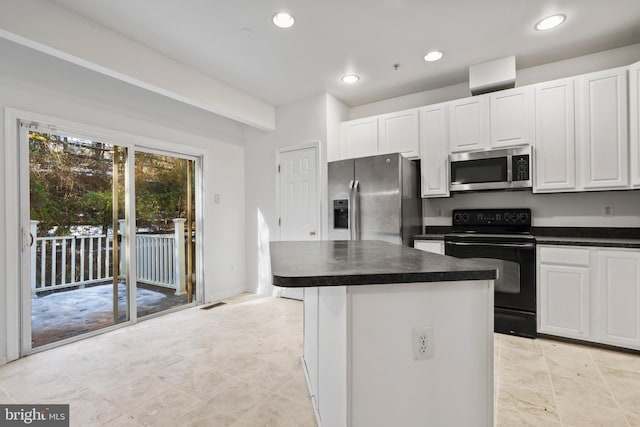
[414,240,444,255]
[539,246,591,266]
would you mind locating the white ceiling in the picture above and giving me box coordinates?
[51,0,640,108]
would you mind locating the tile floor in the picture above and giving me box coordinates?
[494,333,640,427]
[1,293,639,426]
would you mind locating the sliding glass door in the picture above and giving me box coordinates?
[21,121,200,353]
[27,128,129,348]
[134,151,195,318]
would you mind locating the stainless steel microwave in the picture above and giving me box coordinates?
[449,146,532,192]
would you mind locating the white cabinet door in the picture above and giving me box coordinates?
[538,246,591,339]
[576,67,629,190]
[414,240,444,255]
[539,263,591,339]
[534,78,577,193]
[340,117,378,159]
[630,61,640,188]
[378,109,420,158]
[596,249,640,349]
[448,95,490,153]
[419,104,449,198]
[490,86,534,148]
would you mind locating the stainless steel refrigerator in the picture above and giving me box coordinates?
[328,153,422,246]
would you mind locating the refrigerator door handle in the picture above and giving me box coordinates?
[353,180,360,240]
[348,180,355,240]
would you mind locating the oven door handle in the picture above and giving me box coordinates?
[445,241,535,249]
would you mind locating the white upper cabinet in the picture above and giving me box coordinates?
[419,104,449,198]
[490,86,534,148]
[340,110,419,160]
[340,117,379,159]
[339,63,637,195]
[576,67,629,190]
[630,61,640,188]
[378,109,420,158]
[448,95,490,153]
[534,78,577,192]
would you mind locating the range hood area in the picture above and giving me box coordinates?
[469,56,516,95]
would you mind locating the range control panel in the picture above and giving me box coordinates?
[452,208,531,227]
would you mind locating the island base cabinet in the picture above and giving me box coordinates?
[349,282,493,427]
[302,281,494,427]
[303,288,319,408]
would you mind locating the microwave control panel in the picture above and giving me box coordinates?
[512,155,530,181]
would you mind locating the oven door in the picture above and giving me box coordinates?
[444,240,535,312]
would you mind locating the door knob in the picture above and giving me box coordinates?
[309,231,316,236]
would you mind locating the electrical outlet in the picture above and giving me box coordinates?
[602,203,614,217]
[412,326,434,360]
[214,193,220,204]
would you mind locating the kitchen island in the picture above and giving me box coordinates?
[270,240,497,427]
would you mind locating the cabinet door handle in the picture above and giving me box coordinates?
[309,231,316,236]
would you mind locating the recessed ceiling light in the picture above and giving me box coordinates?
[272,12,295,29]
[535,14,566,31]
[424,50,444,62]
[341,74,360,84]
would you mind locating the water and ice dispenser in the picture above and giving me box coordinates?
[333,199,349,229]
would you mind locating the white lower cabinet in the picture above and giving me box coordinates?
[597,249,640,349]
[414,240,444,255]
[539,254,591,339]
[538,245,640,350]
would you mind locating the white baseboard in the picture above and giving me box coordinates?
[0,355,7,366]
[205,287,248,304]
[301,355,322,427]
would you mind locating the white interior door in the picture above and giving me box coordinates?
[277,144,320,300]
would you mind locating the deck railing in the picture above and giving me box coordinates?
[30,219,187,296]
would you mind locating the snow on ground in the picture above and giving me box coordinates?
[31,282,185,347]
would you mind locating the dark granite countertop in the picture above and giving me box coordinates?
[535,237,640,248]
[414,227,640,249]
[413,234,445,241]
[270,240,496,288]
[533,227,640,248]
